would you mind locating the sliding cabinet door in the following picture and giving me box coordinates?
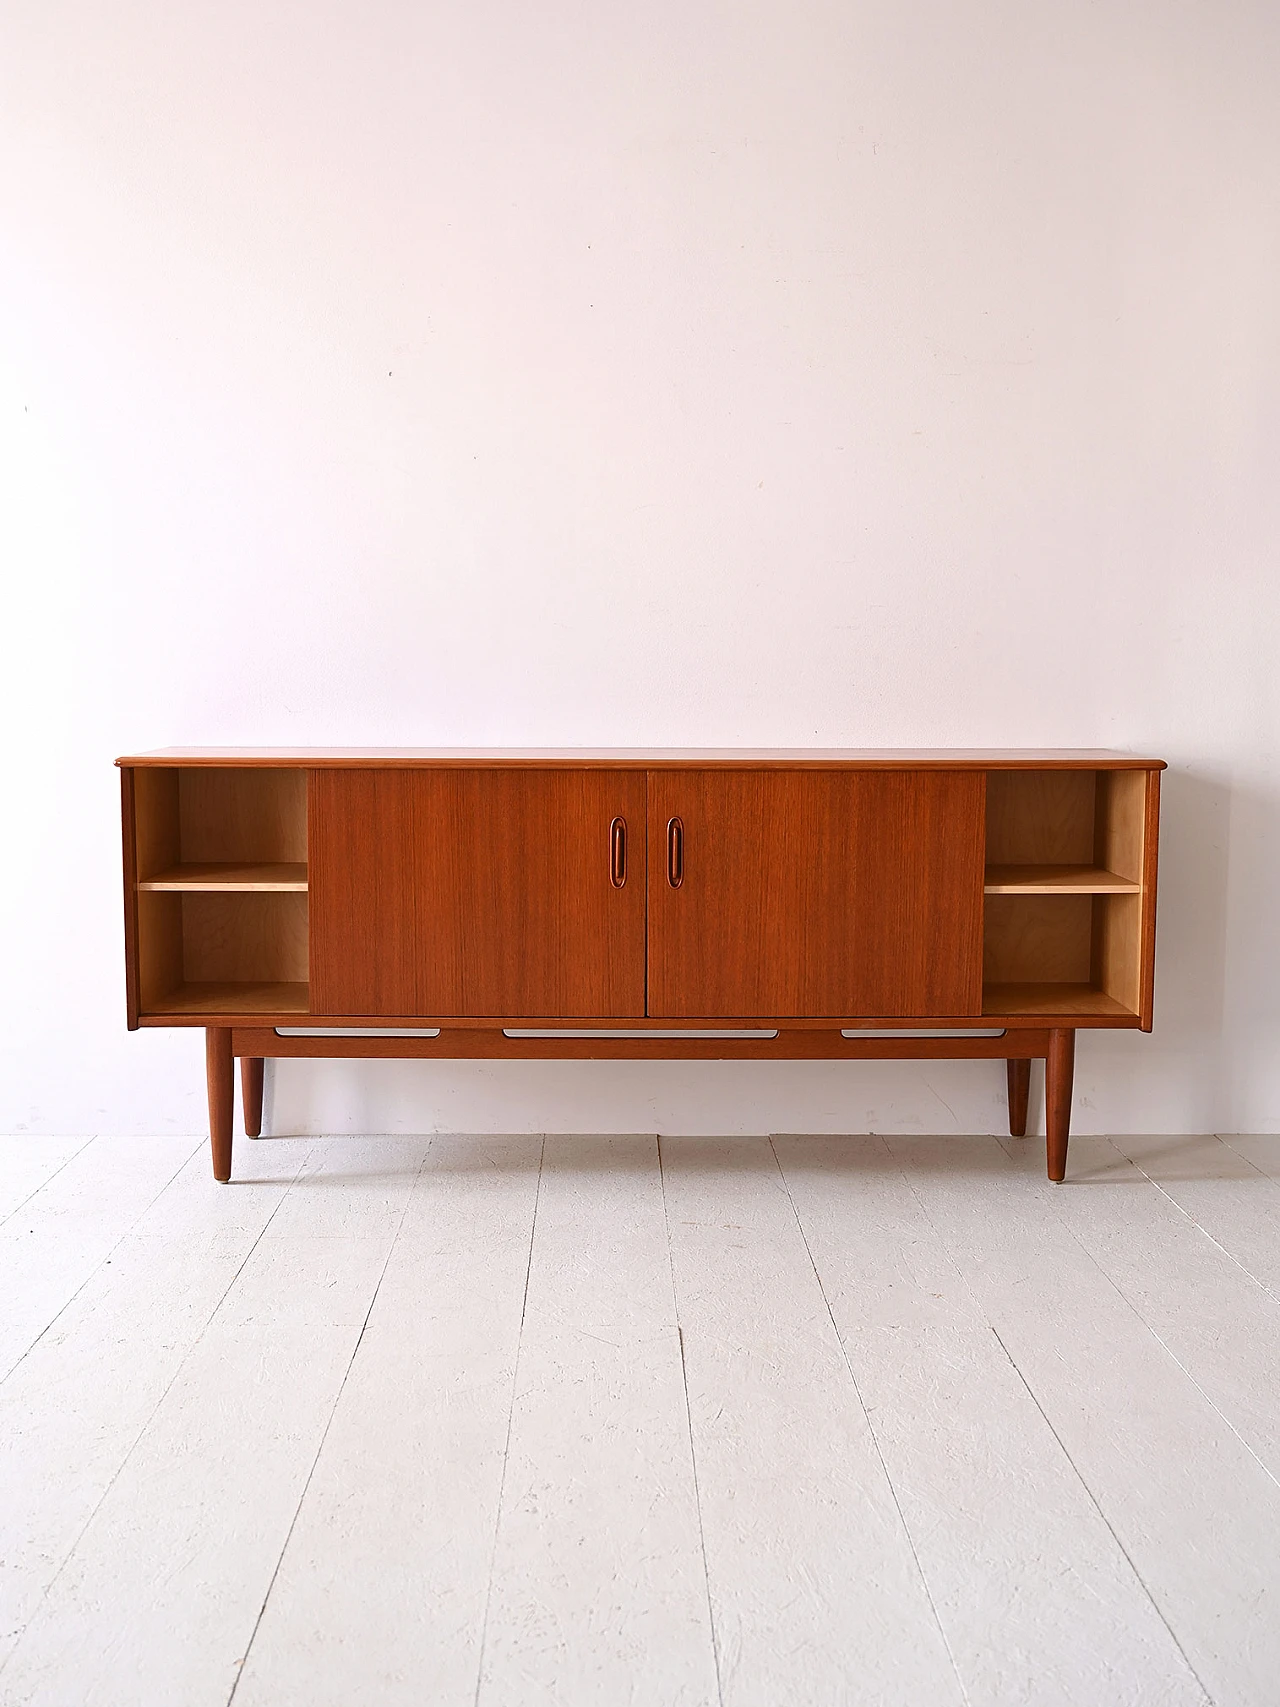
[309,771,420,1015]
[647,769,985,1018]
[310,769,646,1017]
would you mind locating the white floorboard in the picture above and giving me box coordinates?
[661,1137,963,1707]
[2,1129,1279,1706]
[477,1136,718,1707]
[0,1138,405,1707]
[1220,1135,1280,1182]
[2,1323,361,1707]
[0,1139,311,1674]
[0,1136,201,1381]
[1026,1137,1280,1485]
[0,1138,91,1227]
[1108,1134,1280,1300]
[233,1136,542,1707]
[892,1133,1280,1707]
[774,1135,1205,1707]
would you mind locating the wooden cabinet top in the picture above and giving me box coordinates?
[118,747,1167,770]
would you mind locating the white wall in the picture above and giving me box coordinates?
[2,0,1277,1139]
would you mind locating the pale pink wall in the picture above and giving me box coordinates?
[1,0,1276,1134]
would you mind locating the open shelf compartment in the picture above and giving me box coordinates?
[982,769,1149,1020]
[132,768,309,1014]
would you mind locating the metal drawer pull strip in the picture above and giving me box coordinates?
[841,1027,1007,1040]
[276,1027,443,1038]
[503,1028,779,1040]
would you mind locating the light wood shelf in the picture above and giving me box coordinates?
[984,864,1139,895]
[139,862,308,893]
[983,982,1137,1019]
[145,982,310,1016]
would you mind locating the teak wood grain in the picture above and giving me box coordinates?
[986,770,1098,865]
[646,769,986,1018]
[984,894,1094,985]
[309,769,647,1018]
[182,892,308,985]
[308,770,419,1016]
[178,768,306,863]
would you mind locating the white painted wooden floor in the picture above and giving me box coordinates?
[2,1130,1279,1707]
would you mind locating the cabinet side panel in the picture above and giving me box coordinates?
[1095,770,1146,883]
[1089,769,1155,1020]
[1140,769,1161,1029]
[121,767,140,1028]
[309,771,419,1015]
[129,769,183,1015]
[1095,893,1142,1014]
[133,769,180,880]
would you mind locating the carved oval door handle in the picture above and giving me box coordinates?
[610,817,627,888]
[667,817,684,888]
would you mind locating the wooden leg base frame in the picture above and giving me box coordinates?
[1006,1057,1031,1138]
[205,1024,1078,1188]
[203,1025,1080,1185]
[1046,1027,1076,1183]
[205,1028,233,1184]
[240,1056,264,1138]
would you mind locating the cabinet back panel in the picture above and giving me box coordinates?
[179,770,307,863]
[984,895,1094,984]
[181,892,309,984]
[647,770,985,1018]
[986,771,1096,864]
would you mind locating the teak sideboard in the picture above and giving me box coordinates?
[117,749,1164,1184]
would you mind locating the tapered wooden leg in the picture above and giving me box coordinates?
[206,1027,233,1183]
[241,1057,264,1138]
[1006,1058,1030,1138]
[1045,1028,1075,1183]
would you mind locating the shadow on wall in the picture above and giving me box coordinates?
[1150,763,1231,1068]
[1073,761,1238,1134]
